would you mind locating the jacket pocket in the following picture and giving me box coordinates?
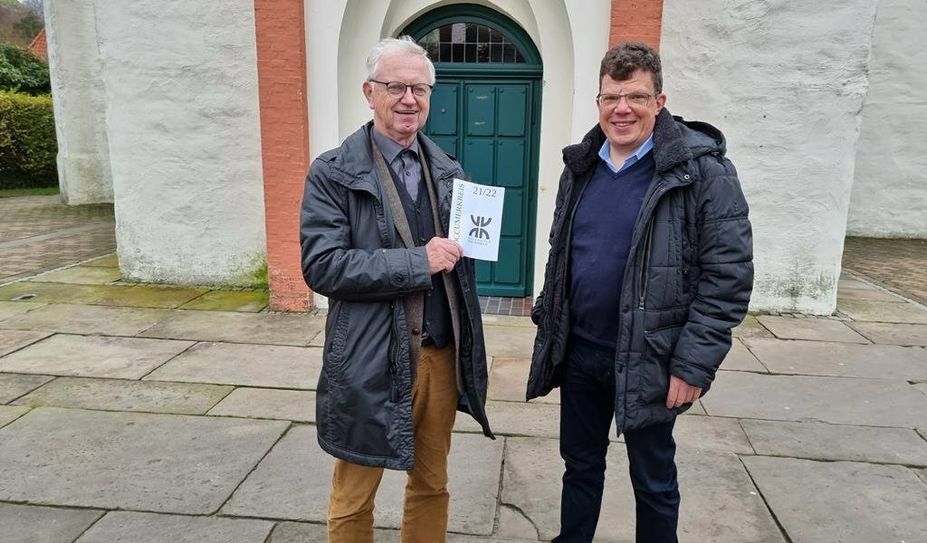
[387,303,402,403]
[641,324,683,404]
[326,303,351,381]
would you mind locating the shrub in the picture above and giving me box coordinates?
[0,42,50,94]
[0,90,57,188]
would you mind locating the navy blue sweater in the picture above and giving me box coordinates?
[569,153,655,348]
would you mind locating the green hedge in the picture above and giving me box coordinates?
[0,43,51,95]
[0,90,57,188]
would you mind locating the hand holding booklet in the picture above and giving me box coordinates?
[448,178,505,262]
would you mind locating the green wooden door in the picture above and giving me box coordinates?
[407,4,543,297]
[425,79,536,296]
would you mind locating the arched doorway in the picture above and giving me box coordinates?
[404,5,543,298]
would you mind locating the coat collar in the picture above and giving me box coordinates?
[562,109,727,176]
[326,122,460,195]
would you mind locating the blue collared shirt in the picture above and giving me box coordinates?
[598,134,654,174]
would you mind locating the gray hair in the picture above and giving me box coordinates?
[366,36,436,85]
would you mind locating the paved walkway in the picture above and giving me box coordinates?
[843,237,927,305]
[0,196,924,542]
[0,196,115,285]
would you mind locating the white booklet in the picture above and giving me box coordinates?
[448,178,505,262]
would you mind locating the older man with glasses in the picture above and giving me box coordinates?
[300,36,493,543]
[528,42,753,542]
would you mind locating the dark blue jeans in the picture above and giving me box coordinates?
[553,336,680,543]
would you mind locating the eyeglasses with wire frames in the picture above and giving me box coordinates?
[369,79,433,98]
[596,92,658,109]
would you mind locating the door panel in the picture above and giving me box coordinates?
[497,85,528,137]
[431,136,457,157]
[501,188,523,236]
[495,140,525,187]
[423,78,537,297]
[494,238,523,284]
[466,86,496,136]
[429,85,458,135]
[462,139,494,185]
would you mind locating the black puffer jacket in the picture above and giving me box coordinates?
[301,123,492,471]
[528,109,753,433]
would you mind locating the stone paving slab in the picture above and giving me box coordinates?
[81,254,118,267]
[743,456,927,543]
[0,334,194,379]
[208,388,315,422]
[721,339,767,372]
[0,281,207,309]
[673,415,754,454]
[0,407,289,514]
[916,468,927,485]
[481,314,535,328]
[27,266,123,285]
[140,310,325,346]
[177,290,269,312]
[0,502,104,543]
[487,357,531,402]
[14,376,233,415]
[223,425,505,536]
[838,276,881,291]
[75,511,274,543]
[268,522,533,543]
[741,420,927,466]
[732,315,774,338]
[0,373,54,403]
[848,322,927,346]
[837,280,908,302]
[483,325,537,359]
[0,329,52,356]
[455,399,562,439]
[220,425,332,522]
[688,399,706,415]
[0,301,45,321]
[836,299,927,324]
[0,304,173,336]
[488,356,558,404]
[702,371,927,428]
[496,505,539,540]
[745,337,927,380]
[502,438,784,543]
[756,316,869,343]
[146,342,321,389]
[0,405,30,427]
[916,382,927,396]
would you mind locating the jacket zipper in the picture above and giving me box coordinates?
[637,218,655,310]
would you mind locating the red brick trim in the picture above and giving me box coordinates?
[254,0,313,311]
[609,0,664,50]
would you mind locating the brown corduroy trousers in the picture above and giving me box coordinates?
[327,343,459,543]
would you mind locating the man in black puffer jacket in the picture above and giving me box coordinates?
[528,42,753,543]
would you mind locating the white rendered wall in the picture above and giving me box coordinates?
[308,0,609,307]
[847,0,927,237]
[92,1,267,286]
[43,0,113,205]
[661,0,878,314]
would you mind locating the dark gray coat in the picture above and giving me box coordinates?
[528,109,753,433]
[301,123,493,471]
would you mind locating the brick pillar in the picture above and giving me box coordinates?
[609,0,664,50]
[254,0,313,311]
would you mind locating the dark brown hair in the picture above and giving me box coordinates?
[599,41,662,93]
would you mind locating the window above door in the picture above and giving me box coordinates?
[418,22,526,64]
